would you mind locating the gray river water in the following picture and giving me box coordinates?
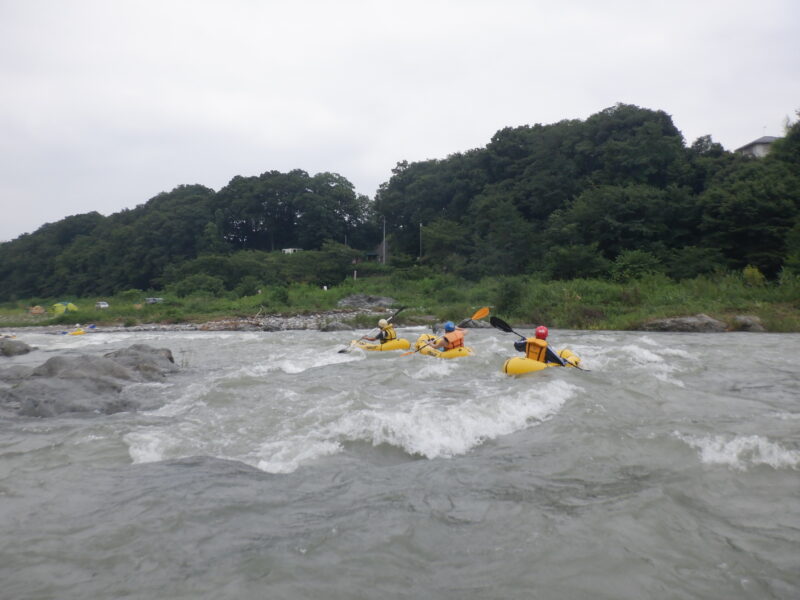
[1,326,798,599]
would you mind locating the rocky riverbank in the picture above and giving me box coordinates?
[0,295,420,336]
[0,310,371,337]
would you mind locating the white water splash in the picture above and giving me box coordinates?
[257,438,343,473]
[674,432,800,470]
[607,343,686,386]
[316,379,579,461]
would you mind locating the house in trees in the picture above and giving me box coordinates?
[735,135,779,158]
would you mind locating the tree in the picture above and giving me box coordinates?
[197,222,230,255]
[610,249,663,282]
[543,244,610,280]
[700,161,800,276]
[665,246,727,280]
[170,274,226,297]
[467,194,538,276]
[554,184,673,259]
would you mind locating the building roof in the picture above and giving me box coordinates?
[735,136,779,152]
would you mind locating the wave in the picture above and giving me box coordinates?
[262,379,580,466]
[674,432,800,470]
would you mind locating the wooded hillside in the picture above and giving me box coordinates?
[1,103,798,302]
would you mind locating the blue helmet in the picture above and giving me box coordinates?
[444,321,455,332]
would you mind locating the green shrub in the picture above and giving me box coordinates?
[743,265,766,287]
[115,289,145,303]
[544,244,610,280]
[271,286,290,307]
[233,276,261,298]
[666,246,726,280]
[170,274,226,297]
[610,250,662,282]
[495,277,526,314]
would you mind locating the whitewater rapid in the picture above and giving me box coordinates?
[1,326,798,598]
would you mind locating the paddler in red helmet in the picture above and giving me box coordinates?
[513,325,568,365]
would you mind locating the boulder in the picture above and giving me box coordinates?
[14,377,131,418]
[1,339,34,357]
[0,344,178,417]
[732,315,766,332]
[32,355,136,381]
[104,344,177,381]
[457,319,493,329]
[641,313,727,333]
[336,294,396,309]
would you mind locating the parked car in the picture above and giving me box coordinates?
[95,301,109,309]
[144,297,164,304]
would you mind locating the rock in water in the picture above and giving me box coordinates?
[0,339,34,357]
[0,344,178,418]
[641,313,727,332]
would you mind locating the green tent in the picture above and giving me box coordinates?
[52,302,78,315]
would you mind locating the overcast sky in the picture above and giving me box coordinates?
[1,0,798,242]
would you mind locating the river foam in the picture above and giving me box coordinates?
[674,432,800,470]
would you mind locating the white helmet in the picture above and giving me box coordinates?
[378,319,389,328]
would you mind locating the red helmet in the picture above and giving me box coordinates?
[535,325,548,340]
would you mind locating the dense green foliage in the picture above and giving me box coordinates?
[2,104,799,304]
[377,105,800,280]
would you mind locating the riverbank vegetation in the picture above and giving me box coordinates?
[2,103,799,330]
[2,268,799,332]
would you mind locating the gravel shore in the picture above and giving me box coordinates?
[0,309,397,336]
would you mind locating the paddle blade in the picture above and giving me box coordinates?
[338,341,356,353]
[490,316,514,333]
[470,306,490,321]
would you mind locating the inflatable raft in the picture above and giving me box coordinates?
[412,333,473,359]
[352,337,411,352]
[502,349,581,376]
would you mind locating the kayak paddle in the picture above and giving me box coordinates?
[401,306,490,356]
[338,305,407,353]
[489,316,526,340]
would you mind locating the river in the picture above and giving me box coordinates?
[1,326,798,599]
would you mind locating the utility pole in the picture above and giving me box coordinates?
[382,217,386,264]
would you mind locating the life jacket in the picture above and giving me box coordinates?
[442,329,465,350]
[379,325,397,342]
[525,338,548,362]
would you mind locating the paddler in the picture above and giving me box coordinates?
[514,325,567,365]
[362,318,398,344]
[430,321,466,351]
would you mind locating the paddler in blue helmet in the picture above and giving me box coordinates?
[514,325,567,365]
[431,320,466,351]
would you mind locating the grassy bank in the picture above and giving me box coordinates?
[2,271,799,332]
